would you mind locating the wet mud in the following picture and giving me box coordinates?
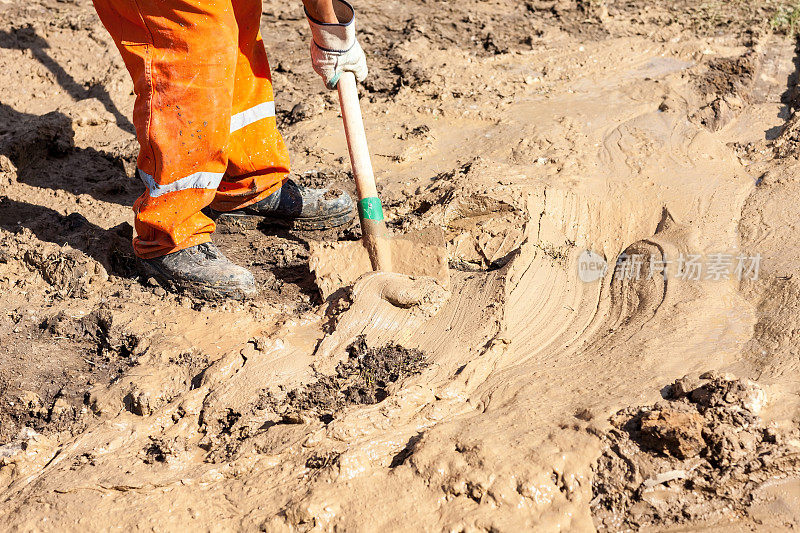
[261,336,429,423]
[2,0,800,530]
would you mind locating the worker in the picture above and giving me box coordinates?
[91,0,367,299]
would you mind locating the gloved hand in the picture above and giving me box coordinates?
[305,0,368,89]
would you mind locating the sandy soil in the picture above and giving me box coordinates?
[1,0,800,530]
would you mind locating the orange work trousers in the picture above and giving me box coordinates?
[93,0,290,258]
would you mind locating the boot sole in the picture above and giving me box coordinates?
[138,260,258,301]
[212,210,354,233]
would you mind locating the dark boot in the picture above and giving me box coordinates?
[211,178,354,231]
[141,242,257,300]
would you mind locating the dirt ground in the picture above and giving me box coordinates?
[2,0,800,530]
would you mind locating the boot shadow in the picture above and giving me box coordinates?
[0,102,140,205]
[0,27,134,134]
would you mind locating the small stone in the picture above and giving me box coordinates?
[638,408,706,459]
[669,375,701,399]
[699,370,735,381]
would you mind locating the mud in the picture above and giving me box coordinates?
[309,237,450,299]
[262,336,428,423]
[592,374,800,531]
[2,0,800,530]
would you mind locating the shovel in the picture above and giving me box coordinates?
[336,72,393,272]
[307,72,450,301]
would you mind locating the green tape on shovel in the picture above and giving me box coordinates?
[358,196,384,221]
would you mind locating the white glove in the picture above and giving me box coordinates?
[305,0,368,89]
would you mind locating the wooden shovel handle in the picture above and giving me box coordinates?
[336,71,393,272]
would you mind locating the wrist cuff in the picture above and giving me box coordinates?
[305,0,356,53]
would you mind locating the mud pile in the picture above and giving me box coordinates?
[593,374,800,530]
[265,336,430,422]
[2,0,800,530]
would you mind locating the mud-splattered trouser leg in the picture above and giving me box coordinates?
[92,0,290,259]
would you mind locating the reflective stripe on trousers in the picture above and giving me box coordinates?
[138,101,278,197]
[229,101,276,133]
[92,0,290,258]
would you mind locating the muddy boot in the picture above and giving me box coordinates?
[211,178,355,231]
[141,242,257,300]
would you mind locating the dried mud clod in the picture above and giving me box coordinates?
[263,336,429,424]
[0,227,109,299]
[44,307,148,363]
[0,302,150,443]
[0,212,137,296]
[591,374,800,531]
[0,387,86,443]
[691,53,756,131]
[695,54,756,99]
